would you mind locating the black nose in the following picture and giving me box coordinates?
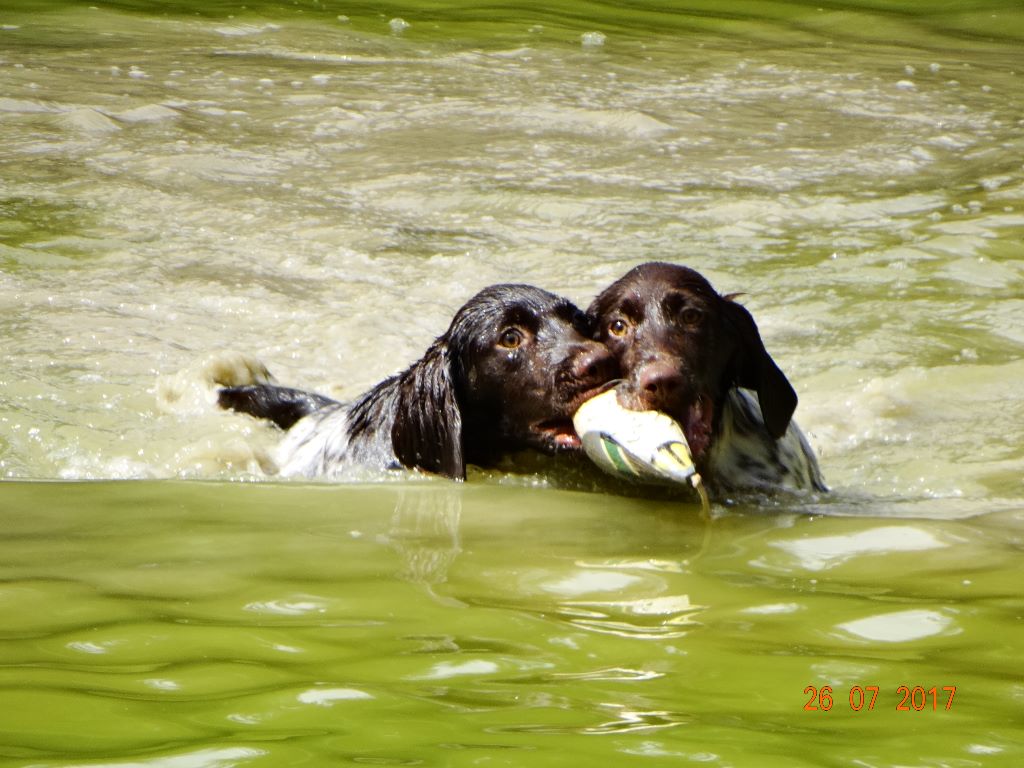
[636,361,684,407]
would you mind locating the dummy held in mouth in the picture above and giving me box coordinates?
[572,386,711,514]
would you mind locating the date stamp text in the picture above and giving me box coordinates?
[803,685,957,712]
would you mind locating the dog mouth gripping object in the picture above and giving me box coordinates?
[573,386,711,514]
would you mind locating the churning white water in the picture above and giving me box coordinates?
[1,6,1022,517]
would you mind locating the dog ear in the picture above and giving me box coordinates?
[391,340,465,480]
[722,298,797,439]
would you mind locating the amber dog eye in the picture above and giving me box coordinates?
[680,308,702,326]
[498,328,524,349]
[608,318,629,337]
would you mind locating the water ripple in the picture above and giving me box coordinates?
[52,747,268,768]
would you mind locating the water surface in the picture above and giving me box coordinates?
[1,1,1023,764]
[3,480,1023,766]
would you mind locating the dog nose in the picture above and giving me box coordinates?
[571,344,618,385]
[637,361,684,406]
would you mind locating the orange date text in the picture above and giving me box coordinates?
[803,685,956,712]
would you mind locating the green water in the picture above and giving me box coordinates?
[2,0,1024,764]
[2,481,1022,766]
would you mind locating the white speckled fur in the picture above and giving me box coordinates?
[708,389,825,492]
[276,392,400,479]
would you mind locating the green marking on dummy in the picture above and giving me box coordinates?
[599,433,638,476]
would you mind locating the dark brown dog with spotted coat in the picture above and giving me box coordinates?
[218,284,617,481]
[588,262,825,493]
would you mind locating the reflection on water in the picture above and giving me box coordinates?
[389,486,463,585]
[1,2,1024,763]
[766,524,951,571]
[0,481,1021,765]
[836,608,958,643]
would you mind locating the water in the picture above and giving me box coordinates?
[3,481,1023,766]
[1,1,1023,765]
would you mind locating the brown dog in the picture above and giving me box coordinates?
[220,284,617,480]
[589,262,825,492]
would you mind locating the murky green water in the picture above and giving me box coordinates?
[2,0,1023,765]
[3,480,1023,766]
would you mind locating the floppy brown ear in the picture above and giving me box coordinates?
[722,299,798,439]
[391,341,466,480]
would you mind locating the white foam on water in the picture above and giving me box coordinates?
[114,104,181,123]
[0,8,1019,517]
[214,23,280,37]
[58,107,122,134]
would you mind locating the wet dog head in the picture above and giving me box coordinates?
[390,284,619,478]
[588,262,797,462]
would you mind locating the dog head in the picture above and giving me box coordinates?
[588,262,797,461]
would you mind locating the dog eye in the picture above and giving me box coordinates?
[498,328,524,349]
[608,318,630,337]
[680,308,702,326]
